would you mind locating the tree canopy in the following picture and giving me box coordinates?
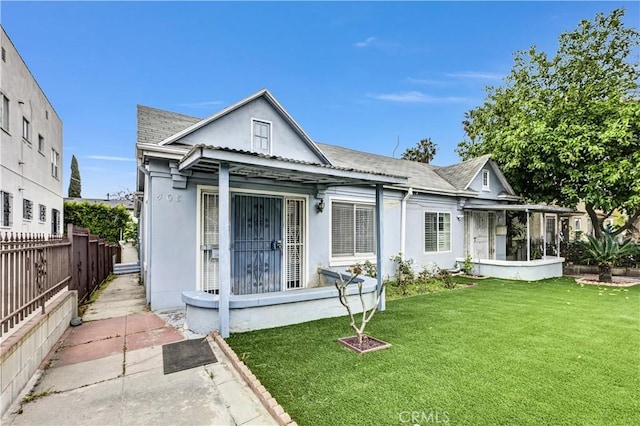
[456,9,640,238]
[68,155,81,198]
[401,138,438,164]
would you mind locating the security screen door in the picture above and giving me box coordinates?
[231,195,283,294]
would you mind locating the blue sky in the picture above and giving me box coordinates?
[2,1,638,198]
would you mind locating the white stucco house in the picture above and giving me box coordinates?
[136,89,570,337]
[0,26,63,236]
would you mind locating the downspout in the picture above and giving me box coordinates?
[400,188,414,257]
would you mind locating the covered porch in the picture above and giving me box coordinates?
[460,204,576,281]
[178,145,406,337]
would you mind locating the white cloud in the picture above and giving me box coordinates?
[354,36,377,48]
[445,71,504,80]
[87,155,135,162]
[368,91,472,104]
[176,100,223,108]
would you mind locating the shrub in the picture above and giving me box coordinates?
[64,201,134,243]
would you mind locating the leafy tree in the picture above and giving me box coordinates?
[402,138,438,164]
[456,9,640,239]
[68,155,82,198]
[64,201,133,243]
[579,234,638,282]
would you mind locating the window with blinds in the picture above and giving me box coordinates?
[424,212,451,252]
[331,201,375,258]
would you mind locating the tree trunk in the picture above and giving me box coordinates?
[598,263,612,283]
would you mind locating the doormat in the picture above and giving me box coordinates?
[162,338,217,375]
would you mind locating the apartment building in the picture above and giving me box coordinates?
[1,26,63,236]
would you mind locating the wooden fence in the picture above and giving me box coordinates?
[0,224,121,337]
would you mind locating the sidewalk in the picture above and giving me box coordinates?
[2,274,277,426]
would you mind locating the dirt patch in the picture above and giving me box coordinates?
[337,335,391,354]
[575,275,640,287]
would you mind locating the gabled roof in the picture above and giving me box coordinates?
[316,143,468,195]
[434,154,516,196]
[137,105,200,145]
[155,89,331,164]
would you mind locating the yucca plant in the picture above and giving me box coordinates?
[579,234,639,282]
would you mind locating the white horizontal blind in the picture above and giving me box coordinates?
[355,205,375,254]
[286,198,304,289]
[438,213,451,251]
[332,202,354,256]
[202,192,219,292]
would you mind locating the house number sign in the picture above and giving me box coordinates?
[156,193,182,202]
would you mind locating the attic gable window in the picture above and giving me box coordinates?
[252,119,271,154]
[482,169,490,191]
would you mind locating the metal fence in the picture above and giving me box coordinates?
[0,224,121,337]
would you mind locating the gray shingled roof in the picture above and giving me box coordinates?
[137,105,200,145]
[137,104,492,194]
[432,154,491,190]
[316,143,468,193]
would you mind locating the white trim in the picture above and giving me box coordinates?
[329,196,377,263]
[196,185,309,292]
[482,169,490,191]
[250,117,273,155]
[423,210,453,254]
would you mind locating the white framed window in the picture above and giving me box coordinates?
[252,119,271,154]
[574,218,582,232]
[23,199,33,220]
[482,169,490,191]
[38,134,45,153]
[51,148,59,179]
[22,117,30,142]
[1,191,13,227]
[1,93,8,131]
[331,201,376,258]
[424,212,451,252]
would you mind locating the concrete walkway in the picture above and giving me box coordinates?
[2,274,276,426]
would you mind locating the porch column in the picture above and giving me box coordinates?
[543,214,547,257]
[219,163,231,338]
[526,210,531,261]
[376,185,385,311]
[556,214,561,257]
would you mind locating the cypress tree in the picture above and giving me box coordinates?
[68,155,82,198]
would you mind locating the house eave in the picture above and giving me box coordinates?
[179,145,407,187]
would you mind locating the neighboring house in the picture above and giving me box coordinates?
[0,26,63,236]
[136,89,570,337]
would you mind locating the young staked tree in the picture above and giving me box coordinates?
[401,137,438,164]
[68,155,82,198]
[456,9,640,239]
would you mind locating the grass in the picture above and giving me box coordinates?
[227,277,640,425]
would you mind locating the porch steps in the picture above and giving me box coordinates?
[113,262,141,275]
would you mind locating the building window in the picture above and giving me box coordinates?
[331,201,375,258]
[51,208,61,235]
[39,204,46,222]
[23,199,33,220]
[252,119,271,154]
[51,148,60,179]
[574,218,582,232]
[425,212,451,252]
[1,191,12,227]
[1,93,8,131]
[22,117,30,142]
[38,134,45,152]
[482,169,490,190]
[1,47,6,62]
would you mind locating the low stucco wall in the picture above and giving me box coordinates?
[182,273,378,334]
[459,257,564,281]
[0,290,77,417]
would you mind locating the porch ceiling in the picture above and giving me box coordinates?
[179,144,408,187]
[464,204,578,214]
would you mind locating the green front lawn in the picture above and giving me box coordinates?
[227,278,640,425]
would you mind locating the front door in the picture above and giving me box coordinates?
[232,195,283,295]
